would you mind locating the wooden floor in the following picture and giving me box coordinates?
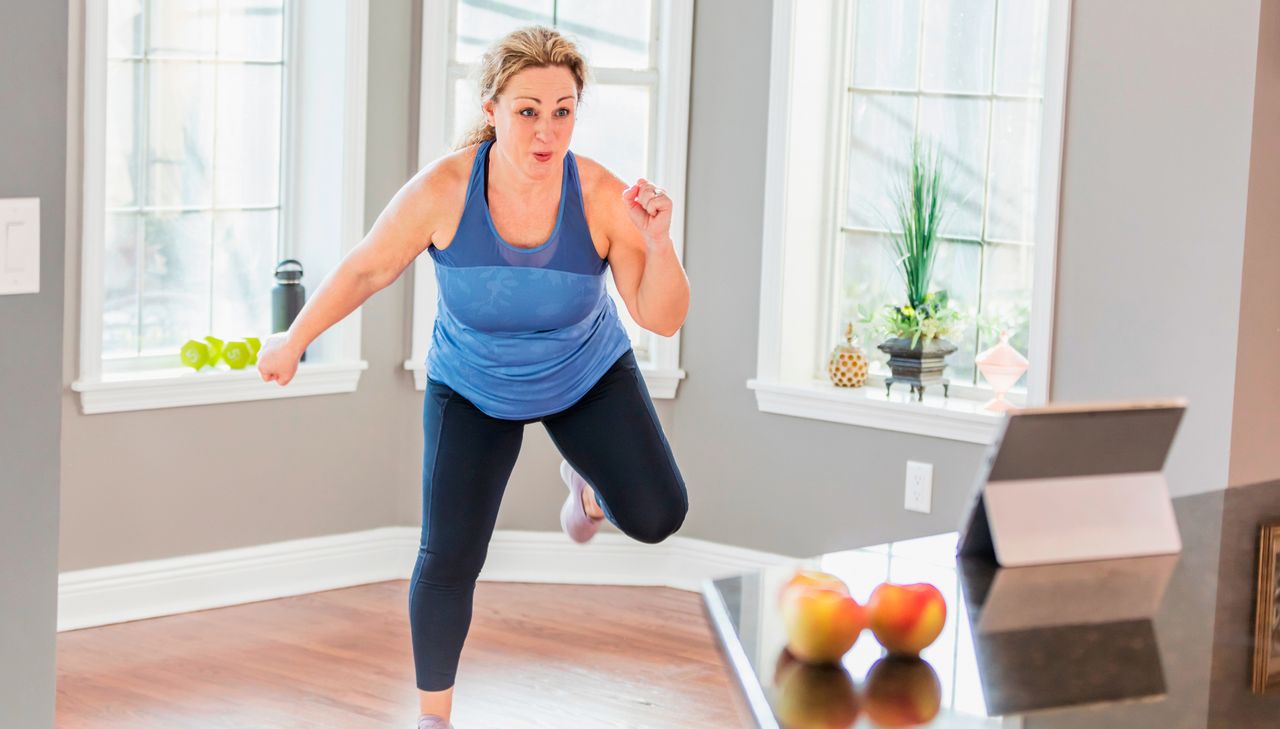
[56,580,750,729]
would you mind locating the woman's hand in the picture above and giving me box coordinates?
[257,332,303,386]
[622,179,673,244]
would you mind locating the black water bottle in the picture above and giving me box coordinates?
[272,259,307,362]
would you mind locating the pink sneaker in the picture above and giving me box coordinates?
[560,460,604,544]
[418,714,453,729]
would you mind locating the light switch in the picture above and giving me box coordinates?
[0,198,40,295]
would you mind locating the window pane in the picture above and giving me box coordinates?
[147,62,216,208]
[218,0,285,61]
[930,240,981,385]
[917,95,988,239]
[103,213,141,358]
[979,241,1033,389]
[986,99,1041,243]
[572,84,649,183]
[214,63,283,207]
[140,212,213,355]
[453,76,483,148]
[212,210,277,338]
[994,0,1050,96]
[556,0,652,69]
[455,0,554,64]
[147,0,217,58]
[844,93,916,231]
[107,0,144,57]
[920,0,996,94]
[839,232,903,370]
[851,0,921,90]
[106,61,142,208]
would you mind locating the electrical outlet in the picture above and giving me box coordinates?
[905,461,933,513]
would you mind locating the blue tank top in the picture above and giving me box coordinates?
[425,138,633,420]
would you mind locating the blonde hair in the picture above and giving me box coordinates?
[454,26,590,150]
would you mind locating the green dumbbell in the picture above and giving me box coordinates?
[221,340,254,370]
[180,339,212,370]
[244,336,262,365]
[205,336,225,366]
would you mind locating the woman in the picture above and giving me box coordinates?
[257,26,690,729]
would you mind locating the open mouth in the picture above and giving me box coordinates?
[533,151,552,162]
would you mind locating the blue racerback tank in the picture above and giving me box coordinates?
[425,138,633,420]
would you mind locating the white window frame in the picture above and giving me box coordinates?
[748,0,1072,444]
[403,0,692,398]
[72,0,372,414]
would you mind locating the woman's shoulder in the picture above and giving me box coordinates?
[420,143,482,191]
[408,143,484,250]
[571,151,627,204]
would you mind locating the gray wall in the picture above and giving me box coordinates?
[674,0,986,557]
[58,1,423,571]
[671,0,1267,559]
[57,0,669,574]
[0,0,67,725]
[1049,0,1260,498]
[54,0,1272,572]
[1230,0,1280,488]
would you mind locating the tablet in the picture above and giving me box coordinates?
[957,399,1187,567]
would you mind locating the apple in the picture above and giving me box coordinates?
[773,659,861,729]
[862,656,942,727]
[780,586,867,664]
[865,582,946,656]
[778,568,851,609]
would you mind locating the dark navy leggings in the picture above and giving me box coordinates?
[408,349,688,691]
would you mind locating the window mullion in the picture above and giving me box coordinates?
[134,4,152,357]
[822,0,858,380]
[209,0,222,337]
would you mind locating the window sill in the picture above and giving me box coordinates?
[745,377,1003,444]
[402,361,686,399]
[71,360,370,414]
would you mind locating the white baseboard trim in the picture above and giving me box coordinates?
[57,527,795,632]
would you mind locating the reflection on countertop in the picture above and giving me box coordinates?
[702,480,1280,728]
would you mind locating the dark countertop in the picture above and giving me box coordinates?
[701,481,1280,728]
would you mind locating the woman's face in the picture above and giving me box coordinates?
[483,65,578,180]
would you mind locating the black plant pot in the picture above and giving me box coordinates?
[876,336,959,401]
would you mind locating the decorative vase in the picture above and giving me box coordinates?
[827,322,869,388]
[975,330,1028,412]
[876,336,958,401]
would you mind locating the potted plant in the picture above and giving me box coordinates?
[872,138,961,401]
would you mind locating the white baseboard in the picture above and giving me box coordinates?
[57,528,795,632]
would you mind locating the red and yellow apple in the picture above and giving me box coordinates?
[865,582,946,656]
[773,659,861,729]
[777,568,851,609]
[862,656,942,727]
[780,586,867,664]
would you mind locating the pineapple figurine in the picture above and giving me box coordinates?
[827,322,869,388]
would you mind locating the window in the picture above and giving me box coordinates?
[750,0,1071,443]
[405,0,693,397]
[837,0,1050,390]
[73,0,372,413]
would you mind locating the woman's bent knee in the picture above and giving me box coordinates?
[626,498,688,544]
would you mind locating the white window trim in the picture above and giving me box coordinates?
[749,0,1072,445]
[72,0,371,414]
[402,0,692,399]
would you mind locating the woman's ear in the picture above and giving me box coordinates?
[482,98,495,127]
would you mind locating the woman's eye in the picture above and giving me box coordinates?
[556,108,571,117]
[519,108,535,117]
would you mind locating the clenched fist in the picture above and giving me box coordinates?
[257,332,303,386]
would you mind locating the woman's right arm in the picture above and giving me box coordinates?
[258,159,461,385]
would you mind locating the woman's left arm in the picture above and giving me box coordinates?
[603,176,690,337]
